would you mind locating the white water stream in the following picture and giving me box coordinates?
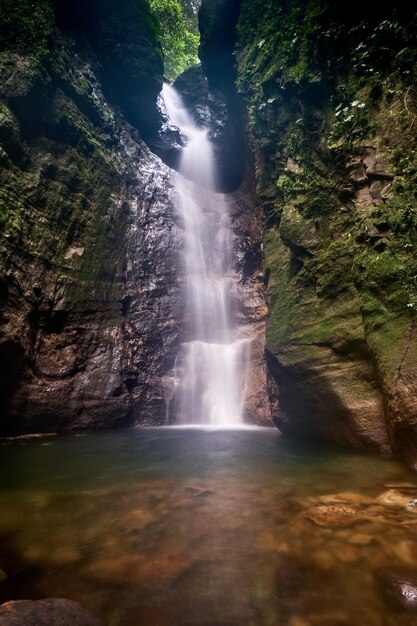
[162,83,245,426]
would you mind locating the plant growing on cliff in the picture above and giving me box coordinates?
[0,0,54,60]
[150,0,199,80]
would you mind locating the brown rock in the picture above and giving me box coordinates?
[184,486,215,497]
[311,550,335,571]
[385,482,417,492]
[305,505,358,527]
[286,157,303,174]
[391,541,417,566]
[289,616,311,626]
[349,164,367,185]
[318,492,373,506]
[376,490,412,508]
[0,598,105,626]
[347,533,374,546]
[120,508,156,529]
[333,544,362,564]
[307,611,349,625]
[376,568,417,610]
[47,548,83,566]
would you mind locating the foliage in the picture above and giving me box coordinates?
[235,0,417,384]
[0,0,54,60]
[150,0,200,80]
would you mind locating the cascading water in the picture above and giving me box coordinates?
[162,83,246,426]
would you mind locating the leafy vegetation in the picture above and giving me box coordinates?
[150,0,200,80]
[234,0,417,428]
[0,0,54,60]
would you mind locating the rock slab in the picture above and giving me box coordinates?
[0,598,105,626]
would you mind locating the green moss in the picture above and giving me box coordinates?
[0,29,132,308]
[238,0,417,345]
[0,0,54,61]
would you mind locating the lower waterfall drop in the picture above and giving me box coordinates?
[162,83,246,427]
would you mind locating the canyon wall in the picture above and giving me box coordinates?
[200,0,417,464]
[0,0,183,432]
[0,0,270,433]
[3,0,417,465]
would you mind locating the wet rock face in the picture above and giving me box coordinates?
[224,0,417,461]
[175,66,245,192]
[174,66,227,126]
[150,94,184,172]
[228,175,272,425]
[150,65,245,192]
[0,34,182,433]
[0,1,271,432]
[376,569,417,611]
[0,598,105,626]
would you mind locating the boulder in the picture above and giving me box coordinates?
[0,598,105,626]
[376,569,417,611]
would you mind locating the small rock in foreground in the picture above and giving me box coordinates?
[0,598,106,626]
[376,569,417,610]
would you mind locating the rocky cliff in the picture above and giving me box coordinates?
[0,0,184,433]
[200,0,417,464]
[0,0,270,433]
[3,0,417,461]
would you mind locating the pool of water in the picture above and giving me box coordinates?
[1,427,417,625]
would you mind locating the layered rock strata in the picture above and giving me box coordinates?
[0,22,181,432]
[0,1,271,432]
[199,0,417,462]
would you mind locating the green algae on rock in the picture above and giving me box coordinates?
[0,1,182,433]
[228,0,417,462]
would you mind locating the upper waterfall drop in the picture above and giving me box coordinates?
[162,82,247,427]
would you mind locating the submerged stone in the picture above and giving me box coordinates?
[376,490,413,508]
[304,505,358,528]
[376,569,417,610]
[0,598,105,626]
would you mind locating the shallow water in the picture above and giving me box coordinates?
[1,427,417,625]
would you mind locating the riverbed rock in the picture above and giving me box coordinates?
[376,490,413,509]
[184,486,215,497]
[0,598,105,626]
[384,541,417,566]
[304,505,358,528]
[289,616,311,626]
[347,534,374,546]
[376,568,417,610]
[333,544,362,564]
[385,483,417,492]
[318,492,373,506]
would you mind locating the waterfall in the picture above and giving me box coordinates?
[162,83,245,426]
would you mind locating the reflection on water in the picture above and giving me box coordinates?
[1,428,417,625]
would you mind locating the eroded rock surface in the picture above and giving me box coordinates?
[151,65,246,193]
[0,22,181,432]
[199,0,417,462]
[0,598,105,626]
[0,1,271,432]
